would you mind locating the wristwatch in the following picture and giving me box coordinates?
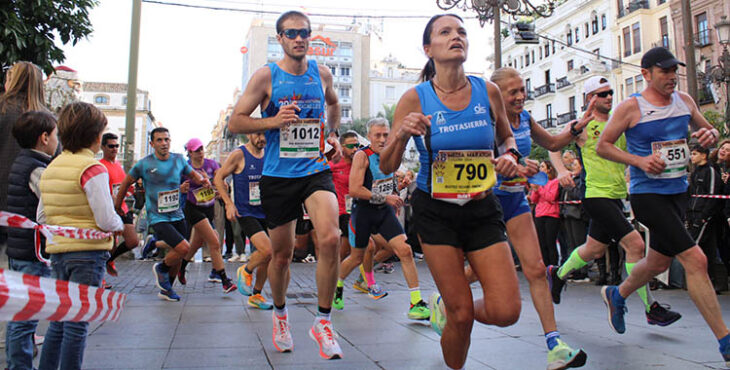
[326,128,339,138]
[507,148,526,166]
[570,120,583,137]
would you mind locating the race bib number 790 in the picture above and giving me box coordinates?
[431,150,496,200]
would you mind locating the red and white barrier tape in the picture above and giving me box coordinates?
[0,212,113,266]
[690,194,730,199]
[557,200,583,205]
[0,269,126,322]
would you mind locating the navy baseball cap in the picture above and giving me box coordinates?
[641,47,686,69]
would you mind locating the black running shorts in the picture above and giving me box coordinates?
[339,214,350,238]
[411,189,507,252]
[349,203,404,249]
[629,193,695,257]
[237,216,267,238]
[260,170,336,229]
[183,201,215,227]
[583,198,634,245]
[151,220,189,248]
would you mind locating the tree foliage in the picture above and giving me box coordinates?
[703,110,727,139]
[0,0,97,77]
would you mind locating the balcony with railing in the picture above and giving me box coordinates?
[698,84,714,106]
[695,29,713,48]
[619,0,650,18]
[537,118,557,128]
[557,111,578,125]
[556,77,571,90]
[525,90,535,101]
[534,83,556,98]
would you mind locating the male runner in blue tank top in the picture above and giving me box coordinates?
[228,10,344,360]
[336,118,430,319]
[214,132,273,310]
[596,47,730,365]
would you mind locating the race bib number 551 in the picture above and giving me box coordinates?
[431,150,496,200]
[280,118,322,158]
[649,139,689,179]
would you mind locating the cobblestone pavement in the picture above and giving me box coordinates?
[4,258,730,369]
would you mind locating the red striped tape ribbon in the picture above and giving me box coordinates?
[0,269,126,322]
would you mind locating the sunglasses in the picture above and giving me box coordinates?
[595,89,614,98]
[343,143,360,149]
[280,28,311,40]
[106,144,120,149]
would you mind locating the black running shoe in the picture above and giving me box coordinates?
[546,265,566,304]
[645,302,681,327]
[178,267,187,285]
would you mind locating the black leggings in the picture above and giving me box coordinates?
[535,216,560,266]
[224,217,235,255]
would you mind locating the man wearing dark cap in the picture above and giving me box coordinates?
[596,46,730,365]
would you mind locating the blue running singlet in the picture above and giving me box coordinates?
[262,59,330,178]
[626,91,692,195]
[413,75,496,205]
[495,110,532,195]
[233,145,266,219]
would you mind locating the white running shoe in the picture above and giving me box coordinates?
[309,319,343,360]
[272,312,293,352]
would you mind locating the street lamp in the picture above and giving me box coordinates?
[707,16,730,129]
[436,0,558,25]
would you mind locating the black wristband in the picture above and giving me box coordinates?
[570,120,583,137]
[326,128,339,137]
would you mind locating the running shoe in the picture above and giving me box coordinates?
[720,339,730,367]
[546,265,566,305]
[106,260,118,277]
[208,269,222,283]
[248,294,273,310]
[236,265,253,296]
[367,284,388,300]
[223,252,233,260]
[352,279,368,294]
[272,312,293,352]
[547,339,587,370]
[222,277,237,294]
[178,266,187,285]
[141,236,157,259]
[601,285,627,334]
[429,292,446,336]
[408,300,431,320]
[309,319,343,360]
[158,289,181,302]
[203,256,212,262]
[645,302,681,327]
[152,262,173,292]
[333,288,344,310]
[374,262,395,274]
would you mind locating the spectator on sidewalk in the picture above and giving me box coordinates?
[530,161,560,266]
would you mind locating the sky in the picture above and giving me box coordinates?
[58,0,494,152]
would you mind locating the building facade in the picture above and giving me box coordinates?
[241,19,371,124]
[612,0,674,102]
[502,0,615,131]
[368,55,420,118]
[206,90,243,164]
[669,0,729,112]
[80,82,158,162]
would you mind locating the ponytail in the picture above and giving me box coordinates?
[419,58,436,82]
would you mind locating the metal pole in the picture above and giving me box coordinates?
[680,0,698,101]
[124,0,142,172]
[493,4,502,69]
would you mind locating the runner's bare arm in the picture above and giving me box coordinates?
[114,174,137,215]
[319,65,340,132]
[214,148,244,220]
[532,96,593,151]
[549,149,575,188]
[595,98,664,174]
[680,92,719,147]
[349,151,372,201]
[229,67,299,134]
[381,88,429,174]
[487,81,518,178]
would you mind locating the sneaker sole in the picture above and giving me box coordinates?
[152,264,166,292]
[157,292,180,302]
[248,301,273,310]
[408,313,430,320]
[600,286,624,334]
[646,314,681,327]
[352,285,368,294]
[308,327,342,360]
[236,268,253,296]
[368,292,388,300]
[223,285,236,294]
